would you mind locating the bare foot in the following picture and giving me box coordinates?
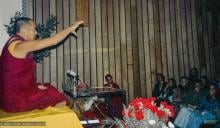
[54,101,67,108]
[38,85,48,90]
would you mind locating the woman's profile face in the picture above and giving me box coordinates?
[209,85,216,96]
[194,82,201,92]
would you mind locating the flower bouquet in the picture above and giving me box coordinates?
[103,97,175,128]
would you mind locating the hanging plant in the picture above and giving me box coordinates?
[4,11,58,63]
[4,11,22,36]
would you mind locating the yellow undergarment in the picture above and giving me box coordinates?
[0,106,83,128]
[8,40,19,57]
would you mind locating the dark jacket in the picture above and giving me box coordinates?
[152,83,166,98]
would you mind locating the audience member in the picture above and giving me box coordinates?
[183,80,203,105]
[173,76,190,103]
[151,68,220,127]
[104,74,120,89]
[152,73,166,99]
[161,78,176,103]
[186,83,220,128]
[174,80,203,128]
[200,75,209,96]
[189,67,199,89]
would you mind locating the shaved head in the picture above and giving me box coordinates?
[13,17,32,34]
[13,17,37,40]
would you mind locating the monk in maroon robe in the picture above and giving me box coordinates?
[0,17,83,113]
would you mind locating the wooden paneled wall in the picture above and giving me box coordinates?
[26,0,216,102]
[210,0,220,77]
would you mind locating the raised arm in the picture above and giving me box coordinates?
[14,21,83,56]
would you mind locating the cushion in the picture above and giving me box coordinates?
[0,106,83,128]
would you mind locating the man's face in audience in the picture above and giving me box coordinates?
[209,85,216,96]
[181,78,188,87]
[167,80,172,87]
[194,82,201,92]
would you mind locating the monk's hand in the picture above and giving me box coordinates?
[71,20,84,36]
[38,85,48,90]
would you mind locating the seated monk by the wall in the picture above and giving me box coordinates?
[104,74,120,89]
[104,74,122,119]
[0,17,83,113]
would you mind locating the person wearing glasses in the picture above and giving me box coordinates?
[104,74,120,89]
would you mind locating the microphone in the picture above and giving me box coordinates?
[66,70,79,79]
[66,70,91,95]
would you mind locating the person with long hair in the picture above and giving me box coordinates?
[200,75,210,96]
[152,73,166,99]
[186,83,220,128]
[174,80,203,128]
[160,78,177,103]
[189,67,199,88]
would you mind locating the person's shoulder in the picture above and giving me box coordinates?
[8,40,22,53]
[113,83,120,89]
[200,96,208,103]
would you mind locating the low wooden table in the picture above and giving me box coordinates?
[64,87,126,120]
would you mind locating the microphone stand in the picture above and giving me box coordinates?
[65,72,91,98]
[75,77,91,95]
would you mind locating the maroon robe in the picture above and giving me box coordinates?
[0,35,66,113]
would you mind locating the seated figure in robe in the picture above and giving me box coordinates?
[104,74,120,89]
[0,17,83,113]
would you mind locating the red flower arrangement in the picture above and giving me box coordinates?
[119,97,175,128]
[135,109,144,121]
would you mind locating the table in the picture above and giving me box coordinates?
[64,87,126,120]
[64,87,126,104]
